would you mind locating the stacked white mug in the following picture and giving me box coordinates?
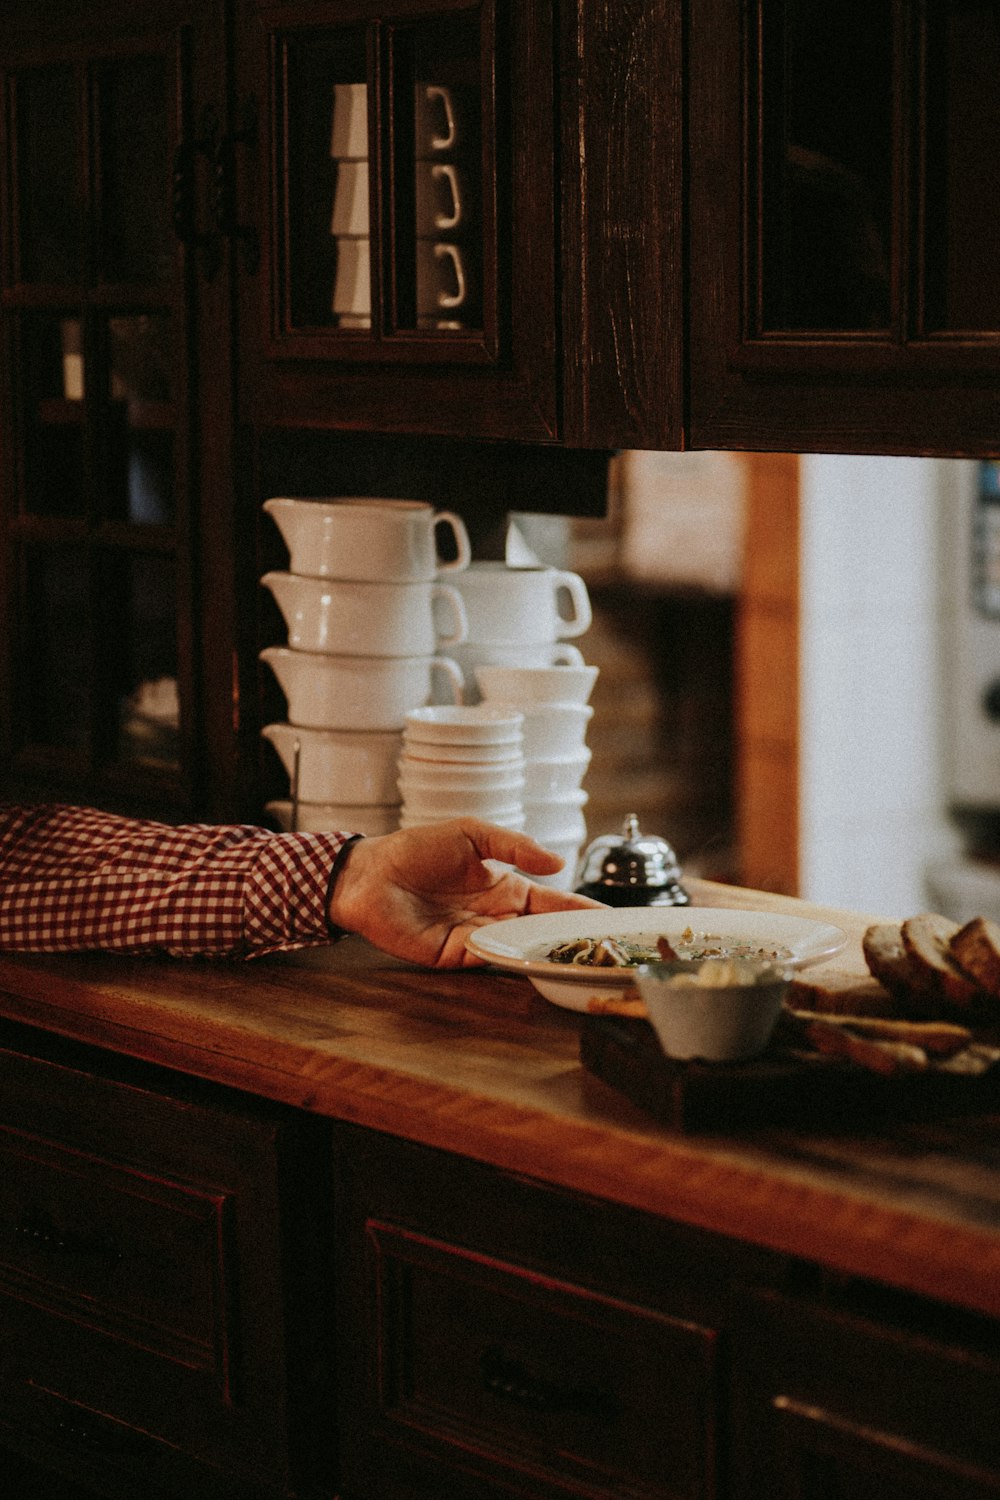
[398,705,526,830]
[475,661,599,889]
[259,497,471,834]
[443,561,593,703]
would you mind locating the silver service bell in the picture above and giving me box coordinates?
[575,813,689,907]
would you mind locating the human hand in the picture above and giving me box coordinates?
[327,817,604,968]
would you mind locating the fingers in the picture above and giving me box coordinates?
[525,884,606,914]
[460,818,565,874]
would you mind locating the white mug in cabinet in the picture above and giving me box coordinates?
[330,159,370,237]
[332,236,371,320]
[330,82,369,159]
[415,162,463,235]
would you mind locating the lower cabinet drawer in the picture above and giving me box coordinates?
[364,1220,719,1499]
[0,1038,325,1497]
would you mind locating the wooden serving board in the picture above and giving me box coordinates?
[579,1014,1000,1132]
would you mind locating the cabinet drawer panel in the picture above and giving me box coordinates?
[369,1220,718,1498]
[0,1041,297,1489]
[1,1127,223,1366]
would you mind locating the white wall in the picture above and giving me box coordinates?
[798,454,965,917]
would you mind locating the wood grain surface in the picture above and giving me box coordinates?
[3,879,1000,1321]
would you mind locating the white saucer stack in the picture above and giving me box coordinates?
[398,706,525,830]
[259,497,471,834]
[474,662,599,888]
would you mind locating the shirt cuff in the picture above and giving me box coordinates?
[242,830,359,956]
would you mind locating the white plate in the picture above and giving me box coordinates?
[466,906,848,1011]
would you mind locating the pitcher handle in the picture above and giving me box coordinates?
[433,510,471,573]
[551,643,585,666]
[552,571,593,638]
[431,585,469,648]
[431,655,465,705]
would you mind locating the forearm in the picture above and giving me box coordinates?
[0,803,354,958]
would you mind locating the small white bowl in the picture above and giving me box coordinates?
[265,800,400,836]
[397,757,525,789]
[401,738,524,766]
[405,705,524,745]
[634,959,791,1063]
[400,783,524,819]
[400,810,526,831]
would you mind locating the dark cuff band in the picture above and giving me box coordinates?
[324,834,364,940]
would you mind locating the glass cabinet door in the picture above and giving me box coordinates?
[0,21,197,805]
[273,4,490,349]
[688,0,1000,454]
[239,0,557,441]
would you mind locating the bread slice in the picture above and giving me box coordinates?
[949,916,1000,1001]
[900,913,981,1011]
[862,923,922,1000]
[786,969,897,1017]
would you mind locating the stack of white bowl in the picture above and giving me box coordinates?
[398,706,526,830]
[443,561,594,703]
[475,662,599,888]
[259,496,471,835]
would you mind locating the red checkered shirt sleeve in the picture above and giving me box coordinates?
[0,803,356,958]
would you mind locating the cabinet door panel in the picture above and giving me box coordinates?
[730,1289,1000,1500]
[235,0,558,441]
[689,0,1000,456]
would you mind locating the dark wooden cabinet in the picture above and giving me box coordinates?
[0,0,233,818]
[331,1125,1000,1500]
[0,1022,335,1499]
[4,1016,1000,1500]
[729,1286,1000,1499]
[233,0,561,443]
[329,1122,772,1500]
[688,0,1000,457]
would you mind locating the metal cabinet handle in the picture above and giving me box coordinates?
[171,104,222,281]
[14,1210,122,1267]
[479,1346,617,1418]
[213,94,260,274]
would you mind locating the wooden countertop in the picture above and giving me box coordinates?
[2,877,1000,1321]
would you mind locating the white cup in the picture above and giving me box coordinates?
[523,749,592,799]
[445,642,584,705]
[416,240,468,317]
[475,662,599,707]
[415,162,463,235]
[266,799,399,836]
[261,571,468,656]
[517,702,594,759]
[260,722,403,804]
[261,647,463,731]
[526,835,584,890]
[415,84,459,153]
[330,82,369,158]
[264,497,471,582]
[332,236,371,317]
[330,160,370,236]
[450,563,592,646]
[523,794,588,843]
